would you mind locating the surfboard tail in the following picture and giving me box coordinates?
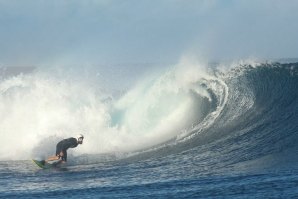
[32,159,46,169]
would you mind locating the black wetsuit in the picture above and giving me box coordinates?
[56,138,78,161]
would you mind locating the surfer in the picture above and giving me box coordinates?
[45,134,84,164]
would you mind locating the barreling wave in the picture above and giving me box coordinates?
[129,62,298,169]
[1,62,298,166]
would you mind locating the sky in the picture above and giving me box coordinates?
[0,0,298,67]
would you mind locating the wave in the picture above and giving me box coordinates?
[0,62,298,165]
[125,62,298,169]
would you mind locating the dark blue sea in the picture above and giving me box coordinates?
[1,62,298,198]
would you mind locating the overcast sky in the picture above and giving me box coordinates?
[0,0,298,66]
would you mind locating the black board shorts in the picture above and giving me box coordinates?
[56,142,67,161]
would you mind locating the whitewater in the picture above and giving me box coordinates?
[1,60,298,198]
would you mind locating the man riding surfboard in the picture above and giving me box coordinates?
[43,134,84,165]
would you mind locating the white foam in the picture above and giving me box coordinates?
[0,63,222,160]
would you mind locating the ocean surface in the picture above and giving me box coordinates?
[1,61,298,198]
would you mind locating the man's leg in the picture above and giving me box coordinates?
[46,155,60,161]
[62,150,67,162]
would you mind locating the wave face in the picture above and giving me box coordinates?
[0,62,298,170]
[215,63,298,169]
[126,62,298,171]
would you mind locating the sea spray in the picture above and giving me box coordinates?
[0,63,221,160]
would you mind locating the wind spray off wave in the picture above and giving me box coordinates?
[0,63,225,160]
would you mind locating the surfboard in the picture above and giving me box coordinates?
[32,159,62,169]
[32,159,47,169]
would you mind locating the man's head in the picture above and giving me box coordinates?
[76,134,84,144]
